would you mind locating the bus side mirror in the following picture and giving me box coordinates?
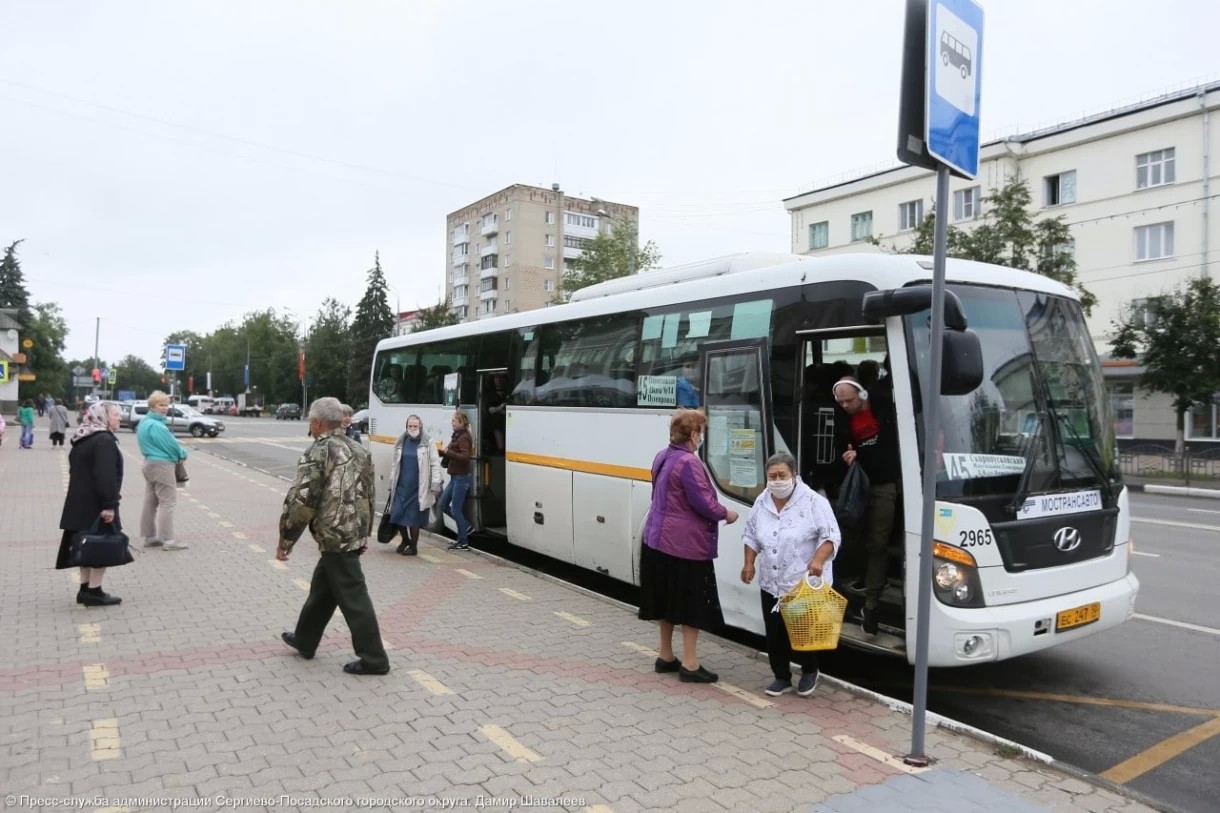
[862,286,968,331]
[941,330,982,396]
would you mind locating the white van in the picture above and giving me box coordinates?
[212,396,236,415]
[187,395,215,413]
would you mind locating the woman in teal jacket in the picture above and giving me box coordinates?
[136,391,188,550]
[18,399,36,448]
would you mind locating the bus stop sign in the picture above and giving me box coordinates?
[925,0,984,178]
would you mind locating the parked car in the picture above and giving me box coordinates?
[276,403,302,420]
[130,403,224,438]
[351,409,369,433]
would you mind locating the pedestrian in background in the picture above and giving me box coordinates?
[48,398,72,447]
[136,390,189,551]
[56,402,126,606]
[386,414,442,556]
[437,410,474,551]
[638,409,738,684]
[341,403,360,441]
[18,398,35,449]
[279,397,389,675]
[741,451,840,697]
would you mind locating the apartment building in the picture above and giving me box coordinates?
[783,81,1220,447]
[445,184,638,322]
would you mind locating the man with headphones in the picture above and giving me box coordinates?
[833,374,901,636]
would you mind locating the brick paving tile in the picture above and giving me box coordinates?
[0,443,1159,812]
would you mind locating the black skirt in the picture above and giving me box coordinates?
[637,544,724,631]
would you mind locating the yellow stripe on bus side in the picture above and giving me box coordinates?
[506,451,651,482]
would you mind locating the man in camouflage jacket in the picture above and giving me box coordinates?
[278,397,389,675]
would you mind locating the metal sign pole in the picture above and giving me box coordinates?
[907,165,951,765]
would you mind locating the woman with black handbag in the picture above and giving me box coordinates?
[56,402,127,607]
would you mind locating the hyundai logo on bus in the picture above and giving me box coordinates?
[1053,527,1082,553]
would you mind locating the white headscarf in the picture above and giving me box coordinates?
[71,402,113,444]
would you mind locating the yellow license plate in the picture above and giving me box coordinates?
[1055,602,1101,632]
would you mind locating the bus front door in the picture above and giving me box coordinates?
[475,369,508,532]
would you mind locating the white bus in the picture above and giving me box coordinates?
[367,253,1138,666]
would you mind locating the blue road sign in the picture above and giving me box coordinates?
[0,359,8,383]
[925,0,984,179]
[165,344,187,372]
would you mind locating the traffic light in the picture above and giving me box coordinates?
[160,376,166,384]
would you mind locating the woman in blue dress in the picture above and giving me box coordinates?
[386,414,443,555]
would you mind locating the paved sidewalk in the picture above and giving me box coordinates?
[0,436,1160,812]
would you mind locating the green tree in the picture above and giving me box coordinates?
[113,354,161,398]
[305,298,352,403]
[1111,277,1220,451]
[411,298,461,333]
[877,176,1096,315]
[0,240,31,322]
[559,222,661,302]
[348,253,395,405]
[21,302,69,400]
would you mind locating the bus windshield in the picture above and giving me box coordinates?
[906,285,1119,508]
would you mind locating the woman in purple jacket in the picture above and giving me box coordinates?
[638,410,738,683]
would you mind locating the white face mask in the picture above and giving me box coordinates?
[694,433,703,451]
[767,479,795,499]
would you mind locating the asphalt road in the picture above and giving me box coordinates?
[193,421,1220,812]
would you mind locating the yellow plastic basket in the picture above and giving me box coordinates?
[779,576,848,652]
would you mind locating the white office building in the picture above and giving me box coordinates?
[783,81,1220,447]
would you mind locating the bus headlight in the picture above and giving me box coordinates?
[932,542,985,608]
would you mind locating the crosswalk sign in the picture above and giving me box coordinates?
[0,359,8,383]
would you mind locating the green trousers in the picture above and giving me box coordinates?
[294,550,389,671]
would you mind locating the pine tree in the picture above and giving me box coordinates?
[0,240,32,322]
[347,252,395,405]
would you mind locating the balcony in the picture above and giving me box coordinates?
[480,265,499,280]
[451,227,469,246]
[451,246,469,265]
[452,292,468,306]
[562,245,585,260]
[564,212,599,239]
[480,240,498,257]
[479,289,498,302]
[480,215,498,236]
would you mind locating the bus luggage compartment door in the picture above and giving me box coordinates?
[572,472,634,583]
[505,461,575,564]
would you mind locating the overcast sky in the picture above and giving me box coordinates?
[2,0,1217,369]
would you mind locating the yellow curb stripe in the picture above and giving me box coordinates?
[219,521,234,528]
[554,611,591,627]
[270,559,288,570]
[455,568,483,580]
[622,641,659,658]
[90,718,121,760]
[417,553,444,564]
[833,734,928,774]
[713,682,774,709]
[248,544,265,553]
[208,512,222,519]
[499,588,531,602]
[408,669,454,695]
[82,664,109,690]
[78,623,101,644]
[480,724,541,763]
[232,532,248,540]
[1101,716,1220,784]
[293,579,311,591]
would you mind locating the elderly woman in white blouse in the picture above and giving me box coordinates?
[741,451,841,697]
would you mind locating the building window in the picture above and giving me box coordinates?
[482,300,495,315]
[898,200,924,231]
[504,254,512,267]
[545,211,555,225]
[544,279,555,292]
[849,211,873,242]
[455,243,468,257]
[1042,238,1075,262]
[505,230,511,245]
[480,278,497,293]
[1135,222,1174,261]
[1188,402,1219,439]
[480,255,498,271]
[565,213,596,228]
[452,285,467,300]
[953,186,980,221]
[504,277,511,290]
[1044,171,1077,206]
[544,234,555,247]
[807,221,829,250]
[505,208,512,221]
[1136,148,1175,189]
[503,298,510,311]
[544,256,554,270]
[1108,383,1134,439]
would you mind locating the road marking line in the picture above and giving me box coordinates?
[1131,550,1161,558]
[713,682,774,709]
[232,531,248,540]
[82,664,109,690]
[1134,613,1220,637]
[931,685,1220,717]
[219,521,233,528]
[407,669,454,695]
[293,579,311,591]
[622,641,659,658]
[1101,715,1220,784]
[1131,517,1220,532]
[78,624,101,644]
[196,504,209,510]
[418,553,444,564]
[554,611,590,627]
[248,544,265,553]
[208,512,222,519]
[833,734,928,774]
[90,718,122,760]
[1187,507,1220,514]
[499,588,531,601]
[269,559,288,570]
[455,568,483,580]
[480,724,541,763]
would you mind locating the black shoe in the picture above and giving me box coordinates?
[343,660,390,675]
[862,607,879,636]
[401,545,418,556]
[679,665,718,683]
[654,657,681,674]
[76,587,88,605]
[396,541,409,554]
[80,589,121,607]
[281,631,315,660]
